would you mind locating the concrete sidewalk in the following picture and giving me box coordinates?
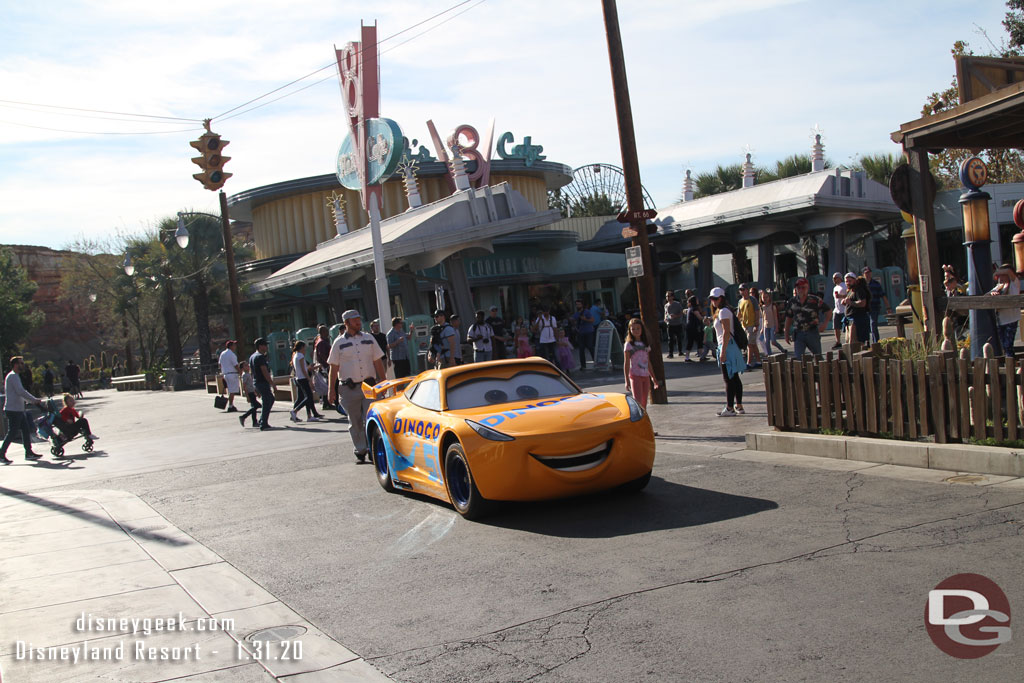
[0,488,390,682]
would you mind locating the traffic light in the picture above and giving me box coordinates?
[189,131,232,191]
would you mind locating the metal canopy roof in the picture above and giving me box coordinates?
[250,182,560,293]
[580,169,899,253]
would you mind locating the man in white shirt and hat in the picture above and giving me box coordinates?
[327,310,386,463]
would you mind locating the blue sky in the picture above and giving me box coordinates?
[0,0,1013,249]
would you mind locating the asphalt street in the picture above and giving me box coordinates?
[2,356,1022,682]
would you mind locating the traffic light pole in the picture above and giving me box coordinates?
[601,0,667,404]
[218,191,245,357]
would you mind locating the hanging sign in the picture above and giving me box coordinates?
[337,117,404,190]
[625,246,643,278]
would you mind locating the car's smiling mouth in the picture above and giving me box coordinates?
[529,440,612,472]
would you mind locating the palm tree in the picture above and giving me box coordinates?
[852,153,908,272]
[692,164,743,198]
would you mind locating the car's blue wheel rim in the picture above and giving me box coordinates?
[373,433,388,477]
[449,455,470,507]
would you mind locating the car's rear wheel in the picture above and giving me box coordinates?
[618,470,652,494]
[369,425,395,493]
[444,442,489,520]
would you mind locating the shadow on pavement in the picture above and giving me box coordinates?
[480,476,778,538]
[0,486,187,545]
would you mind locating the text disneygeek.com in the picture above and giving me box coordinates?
[13,612,235,664]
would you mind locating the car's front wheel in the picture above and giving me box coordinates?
[370,425,395,493]
[444,442,489,520]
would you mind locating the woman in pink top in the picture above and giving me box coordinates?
[623,318,659,407]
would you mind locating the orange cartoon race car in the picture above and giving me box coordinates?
[363,358,655,519]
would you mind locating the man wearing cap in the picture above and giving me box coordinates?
[831,273,847,350]
[783,278,829,357]
[386,317,413,379]
[486,306,508,360]
[428,310,458,369]
[218,340,240,412]
[467,310,494,363]
[862,267,892,344]
[663,291,684,359]
[327,310,386,462]
[249,338,275,431]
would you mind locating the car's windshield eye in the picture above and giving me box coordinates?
[484,389,509,404]
[515,385,539,399]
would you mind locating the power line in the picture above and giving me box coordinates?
[0,102,200,125]
[0,98,201,122]
[211,0,483,123]
[0,119,203,135]
[380,0,487,56]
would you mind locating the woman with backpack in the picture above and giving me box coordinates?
[709,287,745,417]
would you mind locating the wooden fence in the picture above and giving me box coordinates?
[763,345,1024,443]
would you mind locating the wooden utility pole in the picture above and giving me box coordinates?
[601,0,666,403]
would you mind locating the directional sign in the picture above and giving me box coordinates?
[621,226,638,239]
[617,208,658,223]
[625,246,643,278]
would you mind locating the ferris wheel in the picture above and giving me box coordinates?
[556,163,656,217]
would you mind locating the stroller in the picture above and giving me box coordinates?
[35,399,95,457]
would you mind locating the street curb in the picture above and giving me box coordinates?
[744,431,1024,478]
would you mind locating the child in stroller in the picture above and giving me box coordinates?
[37,394,99,457]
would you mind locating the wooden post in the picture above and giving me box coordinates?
[821,358,833,430]
[878,357,888,435]
[905,148,941,339]
[864,356,877,434]
[904,359,918,439]
[928,355,947,443]
[917,361,929,437]
[990,358,1003,442]
[771,361,785,429]
[891,360,904,438]
[1010,358,1021,442]
[973,358,987,440]
[959,355,972,439]
[601,0,666,403]
[806,359,818,431]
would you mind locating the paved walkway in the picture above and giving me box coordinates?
[0,487,390,682]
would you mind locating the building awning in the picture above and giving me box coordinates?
[579,169,900,253]
[892,80,1024,150]
[250,182,560,293]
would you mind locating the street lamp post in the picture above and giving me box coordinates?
[959,157,996,358]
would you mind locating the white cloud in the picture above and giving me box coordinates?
[0,0,1013,245]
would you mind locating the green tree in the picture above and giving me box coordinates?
[851,153,909,272]
[60,235,175,374]
[570,192,622,218]
[922,15,1024,189]
[693,163,743,198]
[168,213,251,367]
[0,246,44,364]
